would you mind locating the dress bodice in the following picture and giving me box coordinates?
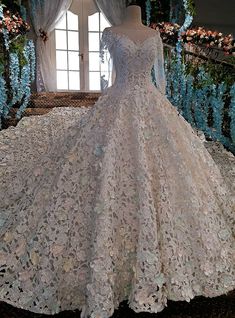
[100,27,166,95]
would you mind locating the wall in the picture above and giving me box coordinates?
[193,0,235,36]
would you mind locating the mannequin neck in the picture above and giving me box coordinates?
[122,5,143,26]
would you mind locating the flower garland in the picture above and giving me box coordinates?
[175,0,193,59]
[148,1,234,151]
[17,40,36,118]
[2,27,9,49]
[7,53,20,114]
[146,0,151,26]
[7,41,36,119]
[182,74,194,124]
[0,9,30,37]
[0,2,35,122]
[152,22,179,43]
[183,28,234,55]
[164,48,235,153]
[0,2,3,18]
[0,75,7,128]
[192,67,214,135]
[152,22,235,56]
[209,82,226,141]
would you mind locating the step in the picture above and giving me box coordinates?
[29,92,101,108]
[2,92,100,129]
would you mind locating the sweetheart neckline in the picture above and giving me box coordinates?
[104,27,158,47]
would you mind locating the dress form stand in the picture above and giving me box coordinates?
[109,5,157,43]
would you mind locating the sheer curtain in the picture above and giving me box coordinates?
[94,0,126,26]
[29,0,72,92]
[95,0,127,90]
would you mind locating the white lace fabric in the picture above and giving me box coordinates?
[0,28,235,318]
[100,28,166,95]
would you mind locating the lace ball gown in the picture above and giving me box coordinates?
[0,27,234,318]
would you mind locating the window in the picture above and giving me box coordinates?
[88,12,110,90]
[55,11,80,90]
[55,8,111,92]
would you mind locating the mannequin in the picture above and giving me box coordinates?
[108,5,158,43]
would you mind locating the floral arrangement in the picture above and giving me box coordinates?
[151,22,179,44]
[0,2,35,126]
[0,2,30,62]
[0,9,30,38]
[182,27,234,55]
[151,22,235,55]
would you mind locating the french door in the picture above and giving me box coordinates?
[54,5,111,92]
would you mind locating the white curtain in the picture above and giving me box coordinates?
[94,0,127,26]
[29,0,72,92]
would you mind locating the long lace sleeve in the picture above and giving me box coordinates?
[100,28,113,92]
[154,31,166,95]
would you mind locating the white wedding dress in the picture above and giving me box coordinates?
[0,27,234,318]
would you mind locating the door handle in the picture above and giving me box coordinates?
[78,53,84,61]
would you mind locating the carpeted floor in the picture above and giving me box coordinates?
[1,290,235,318]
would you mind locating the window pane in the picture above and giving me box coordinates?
[56,51,67,69]
[57,71,68,89]
[89,52,100,71]
[100,54,111,73]
[68,51,80,70]
[88,12,99,31]
[89,72,101,90]
[89,32,100,51]
[68,31,79,50]
[55,30,67,50]
[67,11,79,31]
[100,14,110,31]
[69,71,80,90]
[56,13,66,29]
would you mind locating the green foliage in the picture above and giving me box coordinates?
[203,62,234,87]
[183,55,235,89]
[225,56,235,66]
[0,34,27,69]
[0,41,6,75]
[186,0,196,16]
[166,47,235,90]
[9,35,28,66]
[0,0,30,68]
[0,59,4,75]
